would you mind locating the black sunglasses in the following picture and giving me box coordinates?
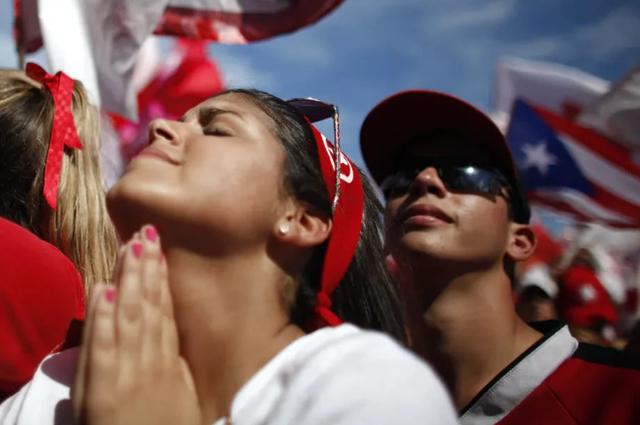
[381,161,510,200]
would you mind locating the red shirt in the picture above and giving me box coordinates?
[460,321,640,425]
[499,343,640,424]
[0,218,85,399]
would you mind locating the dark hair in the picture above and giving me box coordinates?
[219,89,406,342]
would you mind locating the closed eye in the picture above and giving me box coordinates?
[203,127,231,137]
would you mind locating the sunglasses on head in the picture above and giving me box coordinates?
[287,97,342,209]
[381,160,510,200]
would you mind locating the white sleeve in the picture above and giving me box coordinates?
[0,349,77,425]
[266,331,459,425]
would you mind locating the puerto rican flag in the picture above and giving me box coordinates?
[507,99,640,228]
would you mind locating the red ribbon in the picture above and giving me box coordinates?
[305,119,364,328]
[25,63,83,209]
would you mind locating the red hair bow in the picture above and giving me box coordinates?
[25,63,83,209]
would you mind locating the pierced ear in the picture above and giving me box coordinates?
[506,223,537,262]
[274,201,332,248]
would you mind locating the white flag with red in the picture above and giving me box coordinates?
[14,0,343,118]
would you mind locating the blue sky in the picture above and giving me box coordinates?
[1,0,639,170]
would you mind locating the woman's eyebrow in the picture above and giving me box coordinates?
[197,107,243,126]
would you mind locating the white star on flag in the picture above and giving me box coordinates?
[521,140,557,175]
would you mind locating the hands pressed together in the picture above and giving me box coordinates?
[72,225,202,425]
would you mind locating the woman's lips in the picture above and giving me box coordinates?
[135,147,180,165]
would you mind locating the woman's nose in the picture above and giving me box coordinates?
[147,119,180,146]
[409,166,447,198]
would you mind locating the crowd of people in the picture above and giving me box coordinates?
[0,64,638,424]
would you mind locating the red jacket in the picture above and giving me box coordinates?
[0,218,85,399]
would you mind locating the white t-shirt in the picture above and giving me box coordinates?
[0,324,458,424]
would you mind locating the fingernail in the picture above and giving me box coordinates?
[145,225,158,242]
[132,242,143,258]
[105,288,116,303]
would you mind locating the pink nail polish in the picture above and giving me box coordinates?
[132,242,143,258]
[105,288,116,303]
[145,225,158,242]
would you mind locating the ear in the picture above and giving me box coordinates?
[274,199,332,249]
[505,223,537,262]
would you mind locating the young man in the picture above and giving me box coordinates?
[360,90,640,424]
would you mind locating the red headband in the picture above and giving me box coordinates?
[25,63,83,209]
[287,109,363,330]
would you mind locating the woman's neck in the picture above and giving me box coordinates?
[403,262,542,411]
[164,246,304,424]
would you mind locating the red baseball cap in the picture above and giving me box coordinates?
[360,90,530,223]
[0,217,85,398]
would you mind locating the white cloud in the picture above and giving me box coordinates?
[572,5,640,57]
[430,0,516,31]
[211,47,276,90]
[509,38,563,59]
[266,34,334,68]
[504,4,640,62]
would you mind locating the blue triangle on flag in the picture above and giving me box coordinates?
[506,99,594,196]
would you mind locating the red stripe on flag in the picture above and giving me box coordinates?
[13,0,43,53]
[529,193,598,223]
[591,183,640,220]
[528,192,640,228]
[533,105,640,176]
[528,191,640,228]
[156,0,343,42]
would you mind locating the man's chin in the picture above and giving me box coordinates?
[398,232,447,254]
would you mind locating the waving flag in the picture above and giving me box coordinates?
[579,65,640,151]
[156,1,343,43]
[491,57,609,132]
[507,99,640,228]
[14,0,343,118]
[15,0,343,53]
[13,0,41,55]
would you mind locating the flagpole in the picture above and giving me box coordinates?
[13,0,25,69]
[17,45,25,69]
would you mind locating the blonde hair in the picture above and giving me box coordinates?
[0,69,117,294]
